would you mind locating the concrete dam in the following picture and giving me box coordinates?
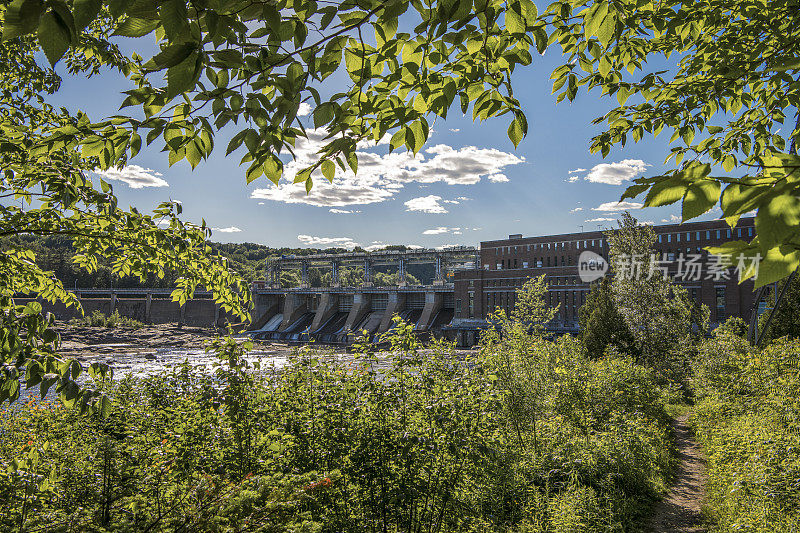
[19,247,478,346]
[249,247,477,344]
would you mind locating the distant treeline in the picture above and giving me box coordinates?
[1,235,433,288]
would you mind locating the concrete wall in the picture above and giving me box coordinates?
[15,296,224,327]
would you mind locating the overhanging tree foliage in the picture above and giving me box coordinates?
[543,0,800,287]
[1,35,252,409]
[0,0,541,409]
[1,0,539,188]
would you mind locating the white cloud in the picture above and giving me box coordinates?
[442,199,460,204]
[569,168,587,173]
[94,165,168,189]
[456,196,471,201]
[661,214,682,223]
[592,201,643,212]
[570,207,584,213]
[297,102,312,116]
[453,231,463,235]
[423,226,461,235]
[581,159,650,185]
[258,202,265,205]
[566,175,580,183]
[250,129,524,207]
[487,173,510,183]
[212,226,242,233]
[585,217,617,223]
[329,208,361,214]
[405,195,448,214]
[449,128,460,132]
[297,235,359,248]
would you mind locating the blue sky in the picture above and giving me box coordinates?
[48,36,703,249]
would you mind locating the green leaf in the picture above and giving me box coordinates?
[113,17,159,37]
[147,42,197,70]
[644,176,686,207]
[37,10,72,66]
[2,0,44,41]
[682,180,721,221]
[722,154,736,172]
[505,5,525,34]
[98,395,113,418]
[755,194,800,250]
[73,0,102,30]
[23,302,42,315]
[321,160,336,182]
[620,183,650,201]
[507,114,525,148]
[345,151,358,174]
[261,156,283,185]
[160,0,189,41]
[167,51,200,98]
[313,103,334,128]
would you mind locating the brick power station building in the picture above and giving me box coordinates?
[448,217,758,345]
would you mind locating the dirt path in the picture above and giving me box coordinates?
[648,414,707,532]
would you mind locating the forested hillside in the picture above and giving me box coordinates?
[1,236,433,288]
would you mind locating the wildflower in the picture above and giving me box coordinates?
[304,477,332,491]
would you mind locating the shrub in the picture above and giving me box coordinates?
[69,309,144,329]
[0,319,672,532]
[693,335,800,531]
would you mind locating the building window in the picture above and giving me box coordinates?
[727,229,731,238]
[737,228,742,238]
[716,230,721,239]
[748,227,753,237]
[706,230,711,239]
[716,287,726,321]
[468,292,474,318]
[522,261,529,268]
[677,233,681,242]
[667,234,672,243]
[561,256,565,266]
[547,257,551,267]
[456,298,462,316]
[658,235,662,243]
[686,232,691,241]
[696,231,701,241]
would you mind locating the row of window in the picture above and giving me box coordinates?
[492,239,606,256]
[492,253,596,270]
[483,276,583,288]
[657,227,752,244]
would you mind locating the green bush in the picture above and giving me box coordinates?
[692,333,800,531]
[0,319,671,532]
[69,309,144,329]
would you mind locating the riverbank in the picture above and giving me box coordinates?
[54,322,312,378]
[52,322,475,378]
[59,321,232,354]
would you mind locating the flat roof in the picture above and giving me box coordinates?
[480,217,754,246]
